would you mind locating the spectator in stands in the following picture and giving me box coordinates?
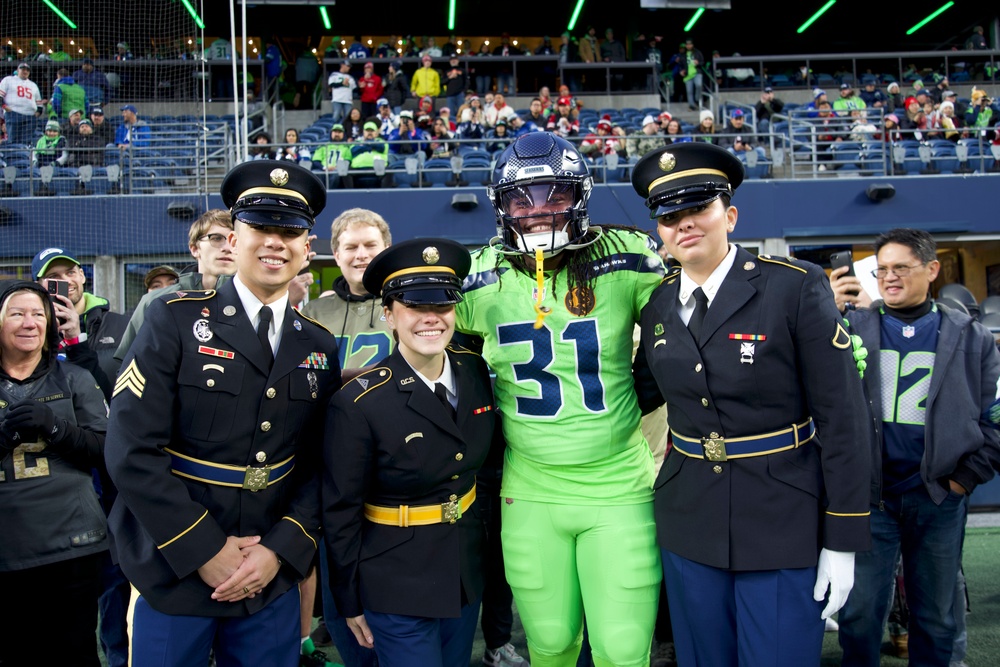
[930,77,950,104]
[683,38,705,111]
[388,110,426,156]
[966,25,988,50]
[942,90,967,124]
[635,34,663,94]
[417,94,436,119]
[419,36,443,59]
[847,109,878,143]
[32,247,127,384]
[416,112,434,137]
[312,124,351,172]
[914,88,933,114]
[811,101,846,169]
[692,109,717,144]
[50,68,88,120]
[328,61,356,125]
[0,280,109,667]
[60,108,84,136]
[293,47,320,110]
[411,55,442,102]
[383,60,408,115]
[578,26,599,64]
[0,62,45,145]
[833,228,1000,667]
[442,34,460,58]
[70,119,105,168]
[73,58,111,108]
[507,113,538,138]
[278,128,311,165]
[966,89,994,138]
[874,113,903,146]
[665,43,687,103]
[538,88,554,115]
[114,104,150,151]
[601,28,627,90]
[455,107,485,151]
[426,116,455,158]
[484,92,514,129]
[546,96,579,138]
[88,107,113,146]
[444,56,468,114]
[357,61,384,119]
[858,80,886,110]
[472,42,494,96]
[793,64,815,87]
[579,115,620,162]
[754,86,784,136]
[143,265,179,293]
[719,108,766,161]
[342,107,365,142]
[833,83,867,116]
[522,97,545,127]
[664,117,689,144]
[114,42,133,61]
[248,132,278,161]
[485,118,512,154]
[900,96,928,139]
[627,115,666,159]
[374,99,398,139]
[33,120,68,167]
[345,121,391,188]
[885,82,904,114]
[438,106,457,132]
[347,35,371,68]
[492,33,522,94]
[558,33,580,91]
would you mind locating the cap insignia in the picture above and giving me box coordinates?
[269,168,289,186]
[422,246,440,264]
[658,152,677,173]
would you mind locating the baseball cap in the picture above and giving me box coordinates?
[942,90,957,98]
[143,265,179,290]
[642,115,657,127]
[364,61,374,68]
[813,88,826,100]
[90,107,104,115]
[82,57,93,65]
[399,110,414,119]
[763,86,773,93]
[732,109,745,118]
[658,111,672,123]
[79,119,93,128]
[840,83,850,90]
[377,97,389,107]
[363,121,379,132]
[120,104,138,114]
[32,247,81,280]
[557,96,572,106]
[68,108,83,117]
[331,123,345,132]
[17,62,30,70]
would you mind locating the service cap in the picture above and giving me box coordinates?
[362,238,471,306]
[631,143,744,219]
[221,160,326,230]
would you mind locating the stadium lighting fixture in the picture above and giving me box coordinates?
[567,0,586,32]
[448,0,456,31]
[179,0,206,29]
[41,0,77,30]
[319,6,332,29]
[683,8,705,32]
[907,2,954,35]
[797,0,837,34]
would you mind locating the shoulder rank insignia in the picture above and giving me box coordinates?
[758,254,807,274]
[345,367,392,400]
[663,267,681,285]
[832,321,852,350]
[113,359,146,400]
[167,289,216,304]
[446,343,478,355]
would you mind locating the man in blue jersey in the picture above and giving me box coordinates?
[833,228,1000,667]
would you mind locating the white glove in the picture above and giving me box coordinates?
[813,549,855,620]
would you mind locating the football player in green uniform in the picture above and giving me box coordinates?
[455,133,665,667]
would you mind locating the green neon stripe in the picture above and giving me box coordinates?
[797,0,837,34]
[41,0,77,30]
[684,8,706,32]
[179,0,206,30]
[567,0,586,32]
[448,0,456,31]
[907,2,954,35]
[319,6,332,30]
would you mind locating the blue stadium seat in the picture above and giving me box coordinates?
[421,158,455,187]
[933,144,959,173]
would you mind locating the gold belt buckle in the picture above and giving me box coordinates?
[441,497,462,524]
[701,433,727,462]
[243,465,271,492]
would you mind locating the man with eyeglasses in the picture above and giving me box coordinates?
[830,228,1000,667]
[115,209,236,362]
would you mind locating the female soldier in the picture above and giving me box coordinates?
[0,280,109,666]
[323,239,495,667]
[630,143,871,666]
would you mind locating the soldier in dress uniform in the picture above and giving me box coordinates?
[630,143,872,666]
[322,238,496,667]
[104,160,341,667]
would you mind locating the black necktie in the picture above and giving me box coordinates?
[257,306,273,367]
[688,287,709,342]
[435,382,457,422]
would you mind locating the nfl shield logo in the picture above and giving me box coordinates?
[902,325,916,338]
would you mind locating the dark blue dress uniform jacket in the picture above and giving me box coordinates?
[323,346,495,619]
[105,281,341,616]
[633,246,872,571]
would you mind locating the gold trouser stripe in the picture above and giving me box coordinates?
[826,510,871,517]
[648,168,728,193]
[281,516,318,551]
[365,486,476,527]
[158,510,209,549]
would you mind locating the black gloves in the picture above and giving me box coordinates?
[0,399,60,445]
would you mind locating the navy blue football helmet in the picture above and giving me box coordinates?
[487,133,594,257]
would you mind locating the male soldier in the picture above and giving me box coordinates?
[104,161,341,666]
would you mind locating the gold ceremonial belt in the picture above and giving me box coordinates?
[671,418,815,462]
[364,485,477,527]
[166,448,295,492]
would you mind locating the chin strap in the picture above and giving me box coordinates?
[533,247,552,329]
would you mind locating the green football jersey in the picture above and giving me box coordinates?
[457,229,665,504]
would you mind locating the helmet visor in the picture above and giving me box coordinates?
[499,183,575,221]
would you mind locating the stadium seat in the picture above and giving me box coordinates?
[422,157,456,187]
[980,295,1000,317]
[932,144,959,173]
[938,283,980,319]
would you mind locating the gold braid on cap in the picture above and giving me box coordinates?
[382,266,457,288]
[647,168,729,195]
[237,186,308,204]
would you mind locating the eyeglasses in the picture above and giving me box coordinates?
[197,233,228,248]
[872,263,924,279]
